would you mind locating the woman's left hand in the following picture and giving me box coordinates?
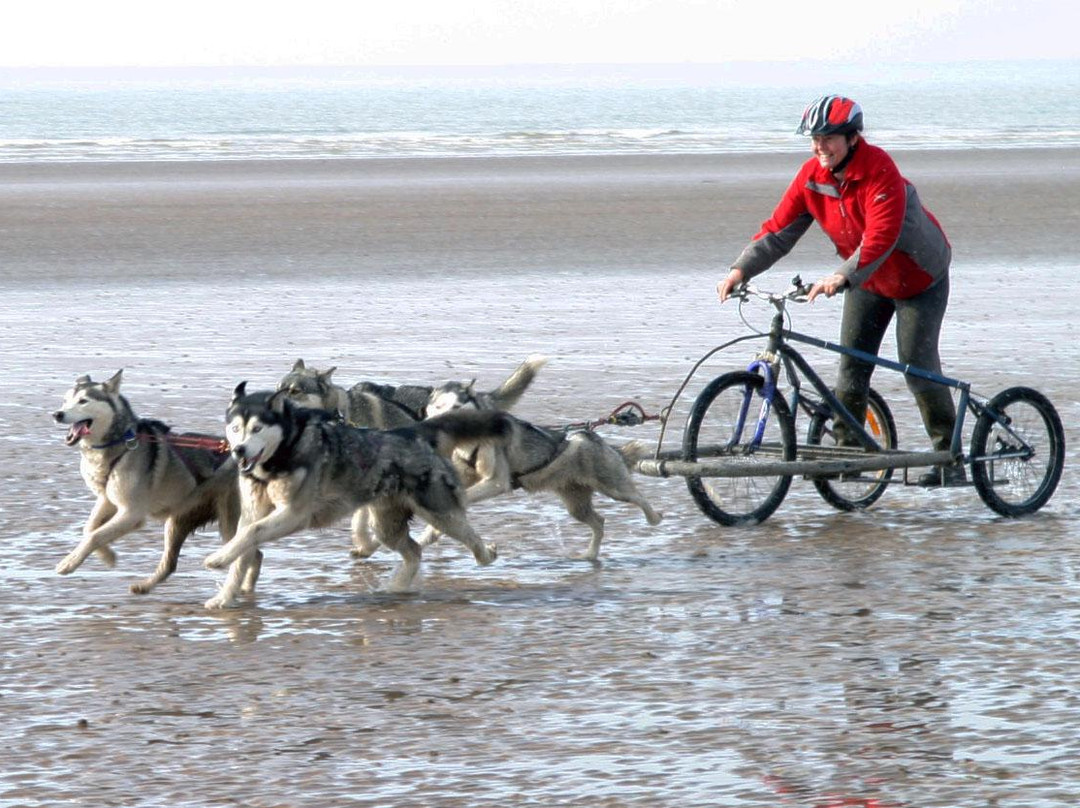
[807,273,848,302]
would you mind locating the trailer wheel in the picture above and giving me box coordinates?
[970,386,1065,516]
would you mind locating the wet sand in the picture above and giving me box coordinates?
[4,148,1080,287]
[2,150,1079,806]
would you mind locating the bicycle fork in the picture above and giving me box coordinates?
[734,354,780,453]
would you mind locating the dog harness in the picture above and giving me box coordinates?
[92,421,230,484]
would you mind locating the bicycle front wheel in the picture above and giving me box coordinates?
[970,386,1065,517]
[682,371,796,526]
[806,386,898,512]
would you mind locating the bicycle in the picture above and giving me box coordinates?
[662,277,1065,526]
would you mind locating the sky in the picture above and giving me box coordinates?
[3,0,1075,68]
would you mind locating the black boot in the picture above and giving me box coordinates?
[914,385,958,455]
[917,463,967,488]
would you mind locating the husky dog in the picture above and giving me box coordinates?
[423,391,663,561]
[277,360,425,429]
[52,370,242,595]
[277,355,548,558]
[277,355,548,427]
[421,355,549,418]
[202,383,512,609]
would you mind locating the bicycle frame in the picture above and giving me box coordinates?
[653,279,1064,524]
[736,293,973,460]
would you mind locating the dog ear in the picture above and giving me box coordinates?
[292,359,306,371]
[104,369,124,393]
[318,366,337,383]
[268,389,290,414]
[232,381,248,402]
[75,374,92,385]
[466,379,477,394]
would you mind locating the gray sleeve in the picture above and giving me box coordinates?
[731,213,814,280]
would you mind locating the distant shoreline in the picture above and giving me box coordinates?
[1,144,1078,178]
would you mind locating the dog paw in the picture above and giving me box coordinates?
[129,581,153,595]
[350,540,380,559]
[204,592,237,610]
[477,543,498,566]
[55,555,81,576]
[647,510,664,526]
[385,578,418,594]
[203,550,232,570]
[385,565,422,594]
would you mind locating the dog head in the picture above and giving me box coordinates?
[53,370,126,448]
[276,359,339,412]
[425,380,478,418]
[226,382,292,476]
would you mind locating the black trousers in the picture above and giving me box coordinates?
[834,277,957,452]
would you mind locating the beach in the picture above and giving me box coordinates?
[5,148,1080,286]
[3,148,1080,806]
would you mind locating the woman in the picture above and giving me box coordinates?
[716,95,962,487]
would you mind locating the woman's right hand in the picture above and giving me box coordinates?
[716,268,745,304]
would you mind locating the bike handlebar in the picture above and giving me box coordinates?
[729,275,813,306]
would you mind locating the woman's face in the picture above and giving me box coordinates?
[811,133,852,172]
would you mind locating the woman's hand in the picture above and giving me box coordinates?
[716,269,745,304]
[807,273,848,302]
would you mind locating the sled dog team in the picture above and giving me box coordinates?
[52,358,662,609]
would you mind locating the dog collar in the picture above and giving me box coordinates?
[92,428,138,450]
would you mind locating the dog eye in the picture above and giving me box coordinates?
[252,425,262,433]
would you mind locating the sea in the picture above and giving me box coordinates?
[1,58,1077,163]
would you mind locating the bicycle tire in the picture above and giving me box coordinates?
[970,386,1065,517]
[682,371,796,526]
[806,387,898,512]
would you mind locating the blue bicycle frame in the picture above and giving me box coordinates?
[733,313,971,460]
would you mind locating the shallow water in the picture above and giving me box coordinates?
[4,250,1079,804]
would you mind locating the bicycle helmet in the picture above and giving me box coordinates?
[796,95,864,136]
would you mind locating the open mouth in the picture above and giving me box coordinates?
[237,448,264,474]
[65,419,93,446]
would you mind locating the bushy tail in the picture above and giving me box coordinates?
[420,410,512,456]
[489,355,548,411]
[616,439,657,469]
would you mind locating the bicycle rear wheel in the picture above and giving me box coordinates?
[970,386,1065,517]
[806,387,898,511]
[682,371,796,526]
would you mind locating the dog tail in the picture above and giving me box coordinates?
[489,354,548,411]
[420,410,512,455]
[616,439,657,469]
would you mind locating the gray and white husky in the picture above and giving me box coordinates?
[53,370,242,595]
[277,355,548,558]
[276,359,429,429]
[423,387,663,561]
[277,355,548,427]
[202,383,512,609]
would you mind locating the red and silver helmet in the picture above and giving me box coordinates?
[796,95,864,136]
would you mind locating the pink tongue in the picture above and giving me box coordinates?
[68,422,91,442]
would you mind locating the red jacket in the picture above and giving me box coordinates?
[732,142,951,299]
